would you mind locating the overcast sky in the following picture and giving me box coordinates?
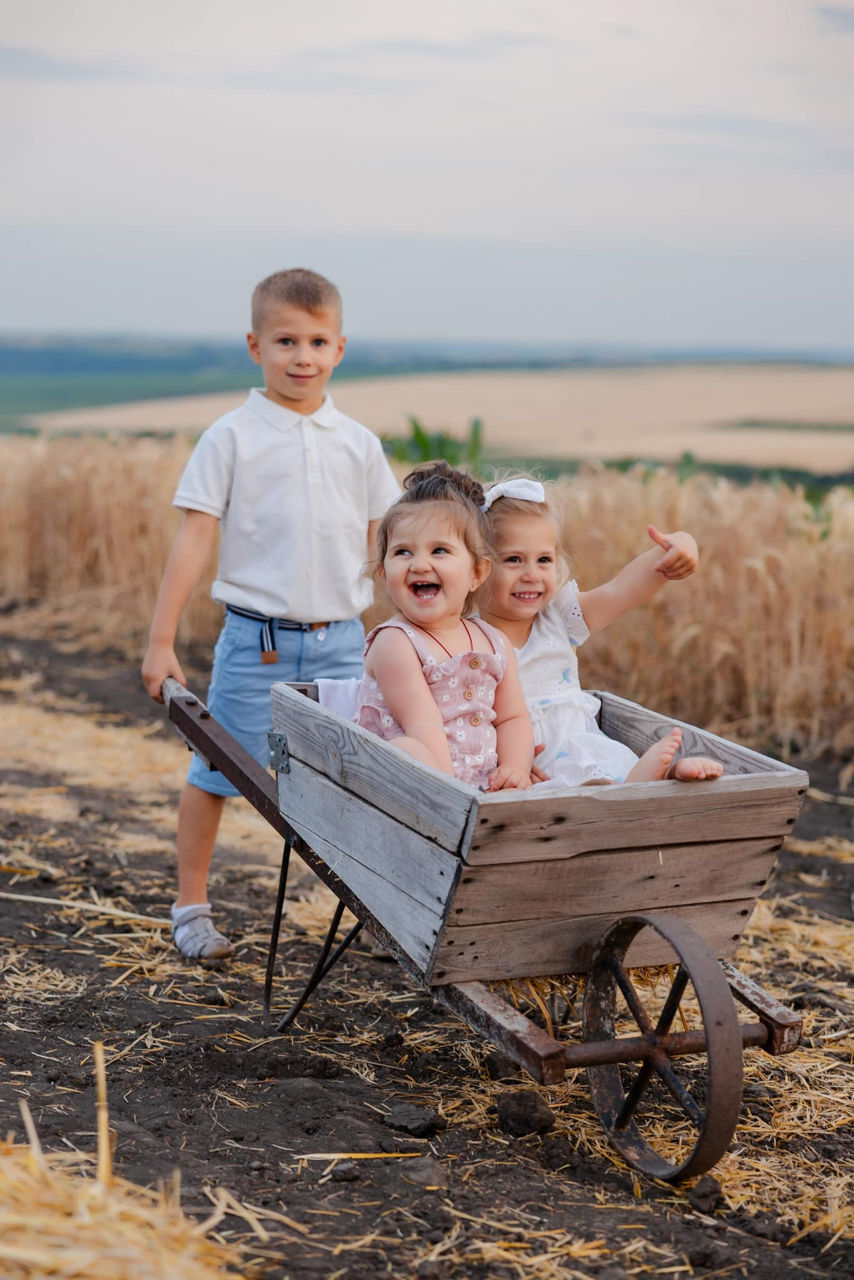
[1,1,853,346]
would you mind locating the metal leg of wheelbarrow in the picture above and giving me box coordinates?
[262,834,364,1034]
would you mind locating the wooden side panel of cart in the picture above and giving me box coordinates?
[270,684,808,986]
[270,683,477,973]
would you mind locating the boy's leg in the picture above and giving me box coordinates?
[176,782,226,906]
[172,782,232,959]
[174,610,301,958]
[172,614,365,960]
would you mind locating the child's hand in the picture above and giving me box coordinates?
[647,525,699,580]
[141,642,186,703]
[487,765,533,791]
[531,743,550,784]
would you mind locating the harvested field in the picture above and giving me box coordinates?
[1,632,852,1279]
[22,363,854,473]
[4,361,853,1275]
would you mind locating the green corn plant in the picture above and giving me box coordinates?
[383,416,485,473]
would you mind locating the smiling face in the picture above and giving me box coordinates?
[379,506,490,628]
[478,512,559,641]
[246,302,346,414]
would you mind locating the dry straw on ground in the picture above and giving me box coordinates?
[0,1046,241,1280]
[1,736,851,1274]
[275,852,854,1251]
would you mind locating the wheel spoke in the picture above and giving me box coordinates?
[651,1053,705,1128]
[614,1059,655,1130]
[607,956,654,1034]
[654,964,691,1038]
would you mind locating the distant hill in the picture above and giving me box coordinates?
[1,334,852,423]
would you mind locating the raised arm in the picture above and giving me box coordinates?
[578,524,698,636]
[365,627,455,774]
[141,510,219,702]
[487,639,535,791]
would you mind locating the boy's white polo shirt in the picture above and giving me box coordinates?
[174,388,400,621]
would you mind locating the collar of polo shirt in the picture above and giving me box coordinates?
[248,387,338,429]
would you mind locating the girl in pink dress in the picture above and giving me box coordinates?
[357,463,533,791]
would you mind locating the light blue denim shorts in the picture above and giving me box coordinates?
[187,610,364,798]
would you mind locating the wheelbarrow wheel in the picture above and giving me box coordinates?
[582,912,743,1182]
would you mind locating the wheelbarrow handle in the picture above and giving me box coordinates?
[161,676,193,707]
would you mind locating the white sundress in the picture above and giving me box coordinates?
[514,581,639,786]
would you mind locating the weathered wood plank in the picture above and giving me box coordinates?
[467,776,805,864]
[596,691,810,780]
[271,682,476,855]
[429,899,760,985]
[449,836,781,925]
[277,755,459,914]
[276,757,451,974]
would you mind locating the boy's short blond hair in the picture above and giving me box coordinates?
[251,268,342,332]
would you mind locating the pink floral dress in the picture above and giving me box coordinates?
[356,617,507,789]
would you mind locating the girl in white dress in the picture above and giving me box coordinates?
[477,478,722,787]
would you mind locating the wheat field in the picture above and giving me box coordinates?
[1,431,850,757]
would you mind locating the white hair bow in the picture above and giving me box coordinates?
[481,478,546,512]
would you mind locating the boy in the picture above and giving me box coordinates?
[142,268,400,959]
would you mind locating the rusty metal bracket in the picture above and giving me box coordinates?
[722,961,802,1055]
[433,981,567,1085]
[162,679,211,768]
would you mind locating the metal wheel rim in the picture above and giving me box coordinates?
[582,912,743,1182]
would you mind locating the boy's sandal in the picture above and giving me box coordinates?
[172,905,234,960]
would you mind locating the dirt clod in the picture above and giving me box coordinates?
[497,1089,556,1136]
[382,1101,447,1137]
[688,1174,723,1214]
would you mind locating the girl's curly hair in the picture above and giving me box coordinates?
[373,461,490,614]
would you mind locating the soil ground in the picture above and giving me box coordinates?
[1,631,852,1279]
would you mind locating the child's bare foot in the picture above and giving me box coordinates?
[626,729,724,783]
[666,755,723,781]
[626,729,683,783]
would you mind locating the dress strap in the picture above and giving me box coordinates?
[406,621,455,660]
[464,616,496,654]
[407,616,494,658]
[364,619,443,665]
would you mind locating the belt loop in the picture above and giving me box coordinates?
[260,617,278,664]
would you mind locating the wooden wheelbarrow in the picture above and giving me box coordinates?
[163,676,807,1182]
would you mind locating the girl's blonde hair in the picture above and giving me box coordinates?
[481,472,569,580]
[374,461,490,615]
